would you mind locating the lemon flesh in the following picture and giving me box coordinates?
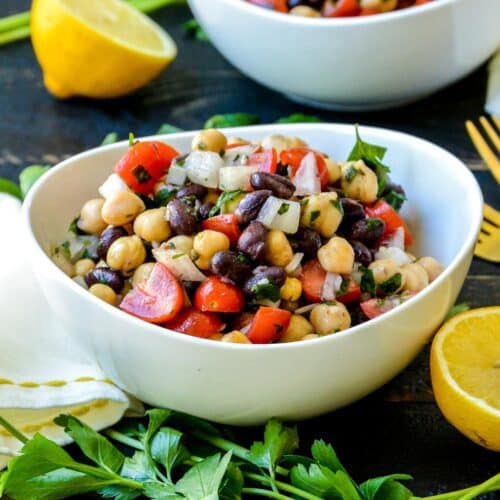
[31,0,177,99]
[431,307,500,451]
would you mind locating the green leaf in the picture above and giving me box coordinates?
[100,484,143,499]
[383,189,406,212]
[348,126,390,195]
[54,415,124,474]
[204,113,260,130]
[0,178,22,199]
[311,440,346,473]
[220,462,244,500]
[209,190,243,217]
[251,278,281,302]
[19,165,50,198]
[157,123,183,135]
[275,113,321,124]
[176,451,232,500]
[290,464,361,500]
[143,481,180,499]
[360,474,413,500]
[360,267,376,295]
[378,273,402,295]
[102,132,119,145]
[150,427,189,480]
[183,18,209,42]
[444,302,470,322]
[155,187,178,206]
[144,409,173,443]
[248,419,298,482]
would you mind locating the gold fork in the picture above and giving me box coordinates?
[465,115,500,183]
[475,204,500,263]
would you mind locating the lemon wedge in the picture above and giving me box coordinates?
[31,0,177,99]
[430,306,500,451]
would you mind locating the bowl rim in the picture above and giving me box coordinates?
[204,0,459,27]
[23,122,483,351]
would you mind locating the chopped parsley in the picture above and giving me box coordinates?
[131,165,152,184]
[378,273,402,295]
[360,266,376,295]
[172,252,186,260]
[251,278,281,302]
[278,203,290,215]
[365,218,384,232]
[330,198,343,215]
[209,190,243,217]
[237,252,250,264]
[338,278,349,297]
[68,216,82,235]
[309,210,321,224]
[154,187,177,206]
[383,188,407,211]
[344,164,364,183]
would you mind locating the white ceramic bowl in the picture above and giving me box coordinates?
[187,0,500,111]
[24,124,482,425]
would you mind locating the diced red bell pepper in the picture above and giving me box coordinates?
[322,0,361,17]
[247,306,292,344]
[165,307,224,338]
[202,214,241,245]
[365,200,413,247]
[336,280,361,304]
[279,148,328,188]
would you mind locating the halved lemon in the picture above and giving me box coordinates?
[31,0,177,99]
[430,306,500,451]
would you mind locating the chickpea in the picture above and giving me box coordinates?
[280,277,302,302]
[280,315,314,342]
[417,256,444,282]
[289,5,321,16]
[133,208,171,243]
[264,230,294,267]
[340,160,378,204]
[101,191,145,226]
[401,263,429,292]
[74,258,95,276]
[325,157,341,184]
[107,235,146,273]
[300,192,343,238]
[132,262,155,287]
[166,235,194,255]
[361,0,397,12]
[260,134,308,154]
[310,303,351,335]
[303,334,319,341]
[369,259,399,285]
[193,230,230,270]
[89,283,117,306]
[78,198,107,235]
[192,129,227,154]
[317,237,354,275]
[222,331,252,344]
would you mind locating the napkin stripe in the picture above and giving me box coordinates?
[0,377,114,388]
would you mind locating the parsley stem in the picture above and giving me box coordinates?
[416,473,500,500]
[105,429,143,450]
[0,416,28,444]
[0,26,30,47]
[245,472,323,500]
[242,487,293,499]
[190,428,253,463]
[0,11,29,33]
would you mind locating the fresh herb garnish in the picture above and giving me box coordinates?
[344,164,364,183]
[155,187,177,206]
[0,178,22,200]
[383,188,407,211]
[128,132,136,147]
[330,198,344,214]
[209,190,243,217]
[101,132,119,145]
[360,266,376,295]
[68,216,82,236]
[278,202,290,215]
[204,113,259,130]
[310,210,321,224]
[275,113,321,124]
[348,125,391,195]
[156,123,183,135]
[444,302,470,321]
[365,218,384,232]
[338,278,349,297]
[378,273,402,295]
[183,18,209,42]
[251,278,281,302]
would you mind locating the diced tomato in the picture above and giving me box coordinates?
[120,263,183,324]
[299,259,326,303]
[246,0,288,12]
[366,200,413,247]
[336,280,361,304]
[202,214,241,245]
[361,292,416,319]
[247,307,292,344]
[115,141,179,195]
[415,0,433,5]
[249,148,278,174]
[279,148,328,188]
[164,307,224,338]
[360,7,382,15]
[360,299,386,319]
[194,276,245,313]
[322,0,361,17]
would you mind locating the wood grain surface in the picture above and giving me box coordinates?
[0,0,498,496]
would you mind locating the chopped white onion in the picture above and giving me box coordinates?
[285,252,304,275]
[224,144,260,165]
[321,272,343,301]
[375,246,412,266]
[166,165,187,186]
[153,245,206,282]
[382,226,405,250]
[219,166,259,191]
[293,152,321,196]
[73,275,88,289]
[185,151,224,188]
[98,173,130,199]
[294,303,316,315]
[257,298,281,308]
[351,263,363,285]
[256,196,301,234]
[67,235,99,261]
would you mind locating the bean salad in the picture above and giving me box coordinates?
[54,127,444,344]
[245,0,434,18]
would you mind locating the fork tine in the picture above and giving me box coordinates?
[480,219,498,234]
[483,203,500,225]
[493,115,500,131]
[479,116,500,152]
[465,120,500,183]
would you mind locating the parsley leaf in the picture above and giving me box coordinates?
[19,165,50,198]
[383,188,407,212]
[0,178,22,200]
[251,278,281,302]
[204,113,260,130]
[310,210,321,224]
[360,267,376,295]
[278,202,290,215]
[348,125,391,195]
[209,190,243,217]
[150,427,189,481]
[378,273,402,295]
[360,474,413,500]
[156,123,183,135]
[183,18,209,42]
[275,113,321,124]
[155,187,177,206]
[444,302,470,321]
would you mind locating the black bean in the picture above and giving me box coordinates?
[338,198,365,233]
[287,0,323,8]
[348,218,385,244]
[166,199,198,235]
[384,181,405,197]
[237,221,267,261]
[250,172,295,199]
[351,240,373,267]
[176,183,208,200]
[235,190,272,225]
[97,226,128,260]
[243,266,287,296]
[85,267,124,293]
[290,228,322,259]
[210,251,252,283]
[198,202,214,220]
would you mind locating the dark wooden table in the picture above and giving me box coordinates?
[1,1,499,497]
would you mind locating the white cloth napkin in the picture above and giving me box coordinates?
[486,50,500,115]
[0,194,134,469]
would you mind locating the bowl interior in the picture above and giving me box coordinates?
[27,123,481,281]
